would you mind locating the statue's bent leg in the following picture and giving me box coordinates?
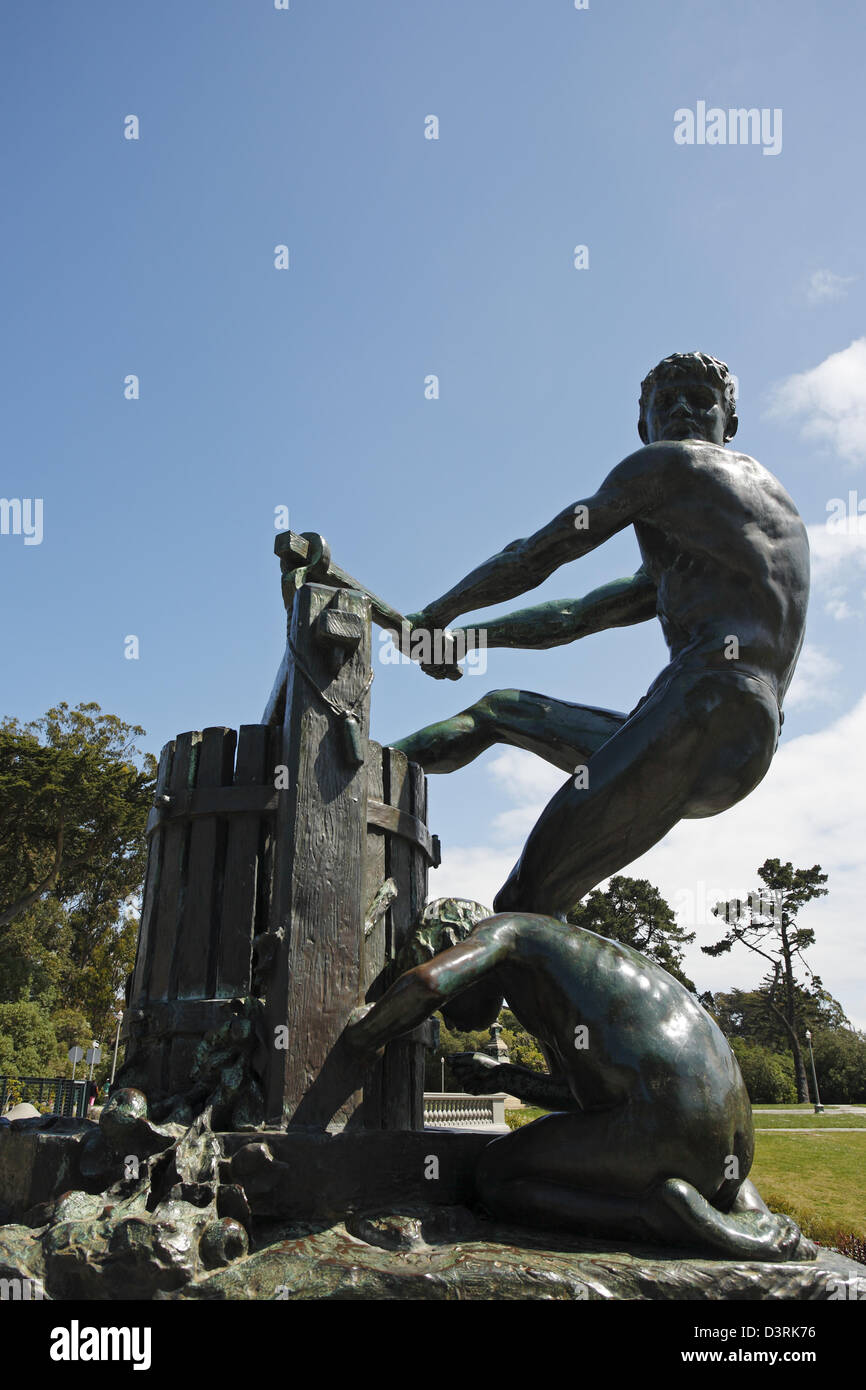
[476,1108,663,1239]
[475,1115,815,1260]
[392,689,626,775]
[494,671,779,915]
[475,1109,708,1247]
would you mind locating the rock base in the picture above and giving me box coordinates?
[169,1206,866,1301]
[2,1098,863,1302]
[2,1199,863,1302]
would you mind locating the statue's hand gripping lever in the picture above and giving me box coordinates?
[275,530,463,680]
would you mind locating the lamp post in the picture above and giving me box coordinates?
[109,1012,123,1088]
[805,1029,824,1114]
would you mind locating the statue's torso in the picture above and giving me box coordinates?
[631,442,809,705]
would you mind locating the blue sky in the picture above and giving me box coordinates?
[2,2,865,1022]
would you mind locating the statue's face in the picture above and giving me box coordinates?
[644,376,730,445]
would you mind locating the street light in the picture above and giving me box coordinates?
[109,1011,123,1088]
[804,1029,824,1114]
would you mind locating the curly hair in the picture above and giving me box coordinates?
[638,351,738,443]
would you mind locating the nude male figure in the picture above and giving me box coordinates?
[298,906,814,1261]
[394,353,810,917]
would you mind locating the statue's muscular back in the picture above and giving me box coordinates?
[627,440,809,704]
[490,914,753,1194]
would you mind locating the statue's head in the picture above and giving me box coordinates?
[399,898,493,970]
[399,898,503,1031]
[638,351,738,446]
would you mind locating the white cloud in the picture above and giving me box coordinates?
[807,522,866,619]
[784,645,841,709]
[803,269,857,306]
[767,339,866,464]
[487,750,565,843]
[429,845,514,915]
[431,698,866,1029]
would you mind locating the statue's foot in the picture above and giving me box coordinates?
[649,1178,817,1263]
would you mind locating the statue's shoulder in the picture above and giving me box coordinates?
[603,441,684,493]
[723,449,805,522]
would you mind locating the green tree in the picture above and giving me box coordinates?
[0,702,155,930]
[500,1008,547,1071]
[0,897,73,1011]
[426,1008,549,1091]
[702,859,829,1101]
[729,1038,797,1104]
[0,702,155,1053]
[0,1002,63,1076]
[702,980,846,1053]
[811,1028,866,1104]
[426,1016,492,1090]
[568,875,697,990]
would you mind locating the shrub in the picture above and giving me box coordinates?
[731,1038,797,1103]
[0,1002,62,1077]
[811,1028,866,1104]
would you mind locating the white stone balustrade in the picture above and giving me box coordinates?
[423,1091,508,1129]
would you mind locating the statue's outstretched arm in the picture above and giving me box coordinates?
[409,448,655,629]
[499,1062,580,1111]
[451,1053,580,1112]
[456,568,657,651]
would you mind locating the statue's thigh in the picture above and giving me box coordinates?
[477,1108,650,1195]
[484,689,627,773]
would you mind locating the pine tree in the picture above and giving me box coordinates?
[702,859,829,1102]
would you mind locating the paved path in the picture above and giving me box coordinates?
[752,1106,866,1113]
[756,1117,866,1128]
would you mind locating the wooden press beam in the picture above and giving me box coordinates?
[263,583,372,1127]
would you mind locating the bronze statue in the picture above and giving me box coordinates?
[301,905,816,1262]
[395,353,809,917]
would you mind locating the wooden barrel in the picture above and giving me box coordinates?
[121,723,280,1101]
[120,712,438,1129]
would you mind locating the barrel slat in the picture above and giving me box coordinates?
[173,727,236,1002]
[380,746,416,1130]
[130,739,174,1004]
[405,760,430,1126]
[217,723,271,997]
[358,742,387,1128]
[148,732,201,1003]
[361,742,388,999]
[166,729,234,1093]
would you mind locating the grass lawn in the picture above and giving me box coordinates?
[505,1106,547,1129]
[754,1113,866,1128]
[750,1130,866,1246]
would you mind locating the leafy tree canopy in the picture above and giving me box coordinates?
[0,702,155,1070]
[568,874,697,990]
[701,979,847,1052]
[0,702,156,930]
[702,859,829,1102]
